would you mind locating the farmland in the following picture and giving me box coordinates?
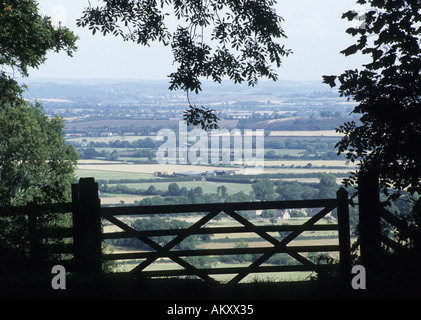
[26,78,360,279]
[76,160,353,177]
[68,127,356,279]
[71,128,355,283]
[71,131,353,205]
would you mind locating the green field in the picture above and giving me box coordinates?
[72,129,354,207]
[107,180,253,194]
[76,168,156,180]
[67,135,153,144]
[112,259,314,283]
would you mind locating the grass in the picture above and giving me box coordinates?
[103,214,340,285]
[76,168,157,180]
[107,180,253,194]
[265,148,307,156]
[67,135,153,144]
[109,258,314,284]
[269,130,344,137]
[76,160,353,180]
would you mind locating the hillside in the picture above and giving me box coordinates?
[246,116,360,131]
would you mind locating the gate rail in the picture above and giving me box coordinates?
[96,181,351,284]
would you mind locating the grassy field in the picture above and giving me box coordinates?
[75,158,353,205]
[72,129,354,206]
[108,180,252,194]
[77,168,156,181]
[111,259,314,283]
[67,135,153,144]
[103,214,340,283]
[76,160,353,177]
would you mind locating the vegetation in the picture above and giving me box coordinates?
[324,0,421,203]
[98,173,360,228]
[69,135,347,162]
[0,0,78,275]
[0,102,78,206]
[3,0,420,297]
[323,0,421,286]
[0,0,78,206]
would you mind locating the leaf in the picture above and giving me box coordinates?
[342,10,359,21]
[322,75,337,88]
[340,44,360,56]
[183,105,219,130]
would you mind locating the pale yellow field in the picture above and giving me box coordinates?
[78,159,129,165]
[77,163,229,175]
[67,135,154,143]
[269,130,344,137]
[263,160,353,167]
[77,160,354,176]
[100,195,152,205]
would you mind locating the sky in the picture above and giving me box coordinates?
[28,0,369,82]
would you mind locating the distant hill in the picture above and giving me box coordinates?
[66,118,239,130]
[246,116,360,131]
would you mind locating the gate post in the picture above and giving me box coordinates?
[28,204,42,273]
[72,178,102,277]
[336,187,351,284]
[358,170,381,284]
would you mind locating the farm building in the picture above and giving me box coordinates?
[214,170,238,176]
[277,210,291,219]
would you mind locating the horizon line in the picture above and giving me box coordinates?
[19,76,327,84]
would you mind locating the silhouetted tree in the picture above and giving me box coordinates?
[323,0,421,287]
[323,0,421,203]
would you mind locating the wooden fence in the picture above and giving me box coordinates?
[357,171,414,282]
[1,177,352,285]
[100,187,351,284]
[0,202,73,273]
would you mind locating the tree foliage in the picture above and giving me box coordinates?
[0,99,78,275]
[323,0,421,202]
[77,0,290,92]
[252,178,276,201]
[0,0,79,206]
[0,0,78,275]
[1,0,77,76]
[0,102,79,207]
[77,0,291,128]
[323,0,421,282]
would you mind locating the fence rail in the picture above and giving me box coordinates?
[87,178,351,284]
[1,177,352,285]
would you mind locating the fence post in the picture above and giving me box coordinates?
[336,187,351,284]
[358,170,381,283]
[28,204,42,273]
[72,178,102,277]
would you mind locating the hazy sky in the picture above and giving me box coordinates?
[29,0,368,82]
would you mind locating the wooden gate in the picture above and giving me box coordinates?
[91,181,351,284]
[2,178,351,285]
